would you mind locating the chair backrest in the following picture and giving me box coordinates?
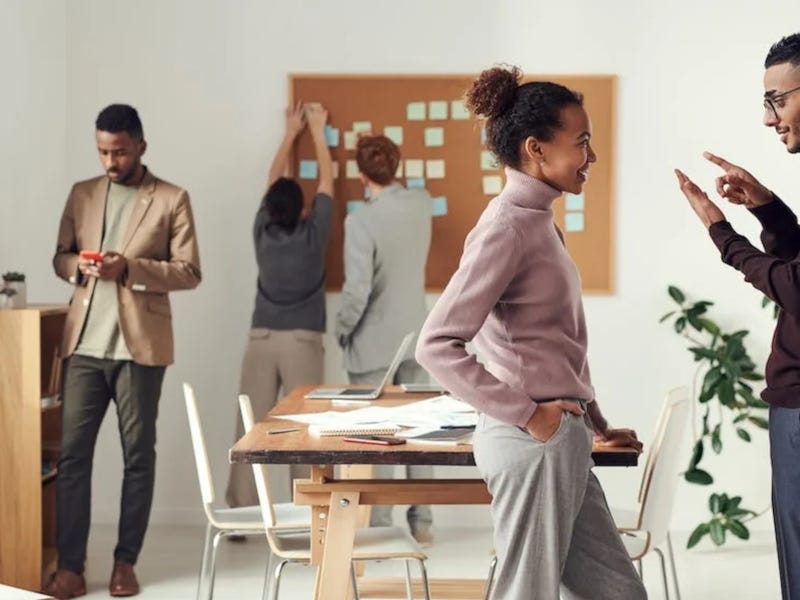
[637,386,691,544]
[237,394,277,528]
[182,383,217,513]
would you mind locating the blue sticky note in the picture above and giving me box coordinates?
[565,192,585,211]
[347,200,365,214]
[324,126,340,147]
[407,178,426,189]
[299,160,318,179]
[364,187,371,199]
[432,196,448,217]
[565,212,585,232]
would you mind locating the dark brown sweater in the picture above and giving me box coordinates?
[709,197,800,408]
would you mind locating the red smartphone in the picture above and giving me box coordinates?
[343,435,406,446]
[79,250,103,263]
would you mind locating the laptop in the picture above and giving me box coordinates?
[304,331,416,400]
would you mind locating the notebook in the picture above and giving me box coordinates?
[308,422,402,437]
[400,383,446,393]
[304,331,416,400]
[399,427,474,446]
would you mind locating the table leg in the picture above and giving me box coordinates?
[312,491,361,600]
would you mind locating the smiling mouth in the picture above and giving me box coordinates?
[578,169,589,181]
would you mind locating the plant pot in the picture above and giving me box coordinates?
[2,281,26,308]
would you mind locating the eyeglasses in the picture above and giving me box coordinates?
[764,84,800,119]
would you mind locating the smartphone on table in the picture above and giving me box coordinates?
[342,435,406,446]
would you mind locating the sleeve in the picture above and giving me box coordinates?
[709,220,800,317]
[124,190,202,293]
[311,193,333,245]
[415,221,537,427]
[52,185,85,286]
[334,214,374,346]
[750,195,800,260]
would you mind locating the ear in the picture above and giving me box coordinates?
[138,140,148,157]
[522,136,544,163]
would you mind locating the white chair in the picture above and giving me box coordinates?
[613,387,691,600]
[238,394,432,600]
[183,383,310,600]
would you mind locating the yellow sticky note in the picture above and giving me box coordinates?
[405,159,424,178]
[483,175,502,195]
[395,162,404,178]
[451,100,470,120]
[424,127,444,147]
[384,126,403,145]
[407,102,426,121]
[352,121,372,134]
[344,131,357,151]
[426,159,445,179]
[429,101,448,120]
[481,150,498,170]
[346,160,360,179]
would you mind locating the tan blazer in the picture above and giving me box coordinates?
[53,169,201,366]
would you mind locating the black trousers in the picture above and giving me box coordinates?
[56,355,165,573]
[770,405,800,600]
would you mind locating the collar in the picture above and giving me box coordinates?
[501,167,561,210]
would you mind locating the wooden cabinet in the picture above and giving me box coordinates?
[0,305,67,591]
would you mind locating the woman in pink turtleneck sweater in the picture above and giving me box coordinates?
[416,66,646,600]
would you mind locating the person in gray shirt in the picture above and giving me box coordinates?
[226,103,333,510]
[335,134,434,545]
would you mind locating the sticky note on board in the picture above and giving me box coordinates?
[364,187,371,199]
[426,159,445,179]
[405,159,424,178]
[346,160,360,179]
[299,160,318,179]
[432,196,448,217]
[324,126,340,147]
[395,162,403,178]
[407,177,426,189]
[481,150,498,170]
[429,101,448,120]
[384,126,403,145]
[344,131,358,150]
[451,100,470,120]
[565,212,585,232]
[347,200,365,214]
[407,102,426,121]
[482,175,502,195]
[565,192,585,211]
[424,127,444,147]
[352,121,372,134]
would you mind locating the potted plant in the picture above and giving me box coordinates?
[661,285,769,548]
[2,271,26,308]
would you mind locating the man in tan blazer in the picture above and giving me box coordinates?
[44,104,201,599]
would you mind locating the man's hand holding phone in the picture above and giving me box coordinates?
[78,250,128,281]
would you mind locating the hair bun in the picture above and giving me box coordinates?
[464,64,521,119]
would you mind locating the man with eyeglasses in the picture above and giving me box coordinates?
[676,32,800,600]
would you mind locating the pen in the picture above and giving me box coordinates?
[440,425,476,430]
[268,427,300,435]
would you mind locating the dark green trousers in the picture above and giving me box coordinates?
[56,355,165,573]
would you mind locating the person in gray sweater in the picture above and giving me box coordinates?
[226,103,333,509]
[335,134,434,544]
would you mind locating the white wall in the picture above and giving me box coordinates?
[6,0,800,534]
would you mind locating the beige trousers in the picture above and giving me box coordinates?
[225,328,324,507]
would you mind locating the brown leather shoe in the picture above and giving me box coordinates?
[109,561,139,597]
[42,569,87,599]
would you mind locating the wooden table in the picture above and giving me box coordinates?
[230,385,639,599]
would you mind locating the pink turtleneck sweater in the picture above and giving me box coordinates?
[416,167,601,429]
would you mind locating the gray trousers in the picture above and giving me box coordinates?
[57,355,165,573]
[348,360,434,532]
[226,328,323,507]
[770,405,800,600]
[473,406,646,600]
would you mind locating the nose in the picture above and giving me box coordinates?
[104,155,118,171]
[763,107,779,128]
[587,144,597,163]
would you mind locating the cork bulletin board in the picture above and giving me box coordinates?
[290,74,616,293]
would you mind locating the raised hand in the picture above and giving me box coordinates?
[285,101,306,138]
[305,103,328,134]
[703,151,773,209]
[675,168,726,228]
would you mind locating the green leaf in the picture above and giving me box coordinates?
[687,313,704,331]
[740,371,765,381]
[675,317,686,333]
[700,368,723,403]
[690,347,718,361]
[685,469,714,485]
[699,318,721,335]
[747,416,769,429]
[687,523,710,549]
[709,493,721,514]
[689,440,704,470]
[736,428,752,442]
[659,311,676,323]
[727,496,742,512]
[709,519,726,545]
[702,408,710,435]
[762,296,771,308]
[669,286,686,304]
[718,378,735,406]
[711,424,722,453]
[727,519,750,540]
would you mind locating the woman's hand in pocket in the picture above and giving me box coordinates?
[524,400,585,442]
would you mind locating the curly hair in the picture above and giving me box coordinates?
[464,64,583,169]
[95,104,144,140]
[765,33,800,68]
[355,135,401,185]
